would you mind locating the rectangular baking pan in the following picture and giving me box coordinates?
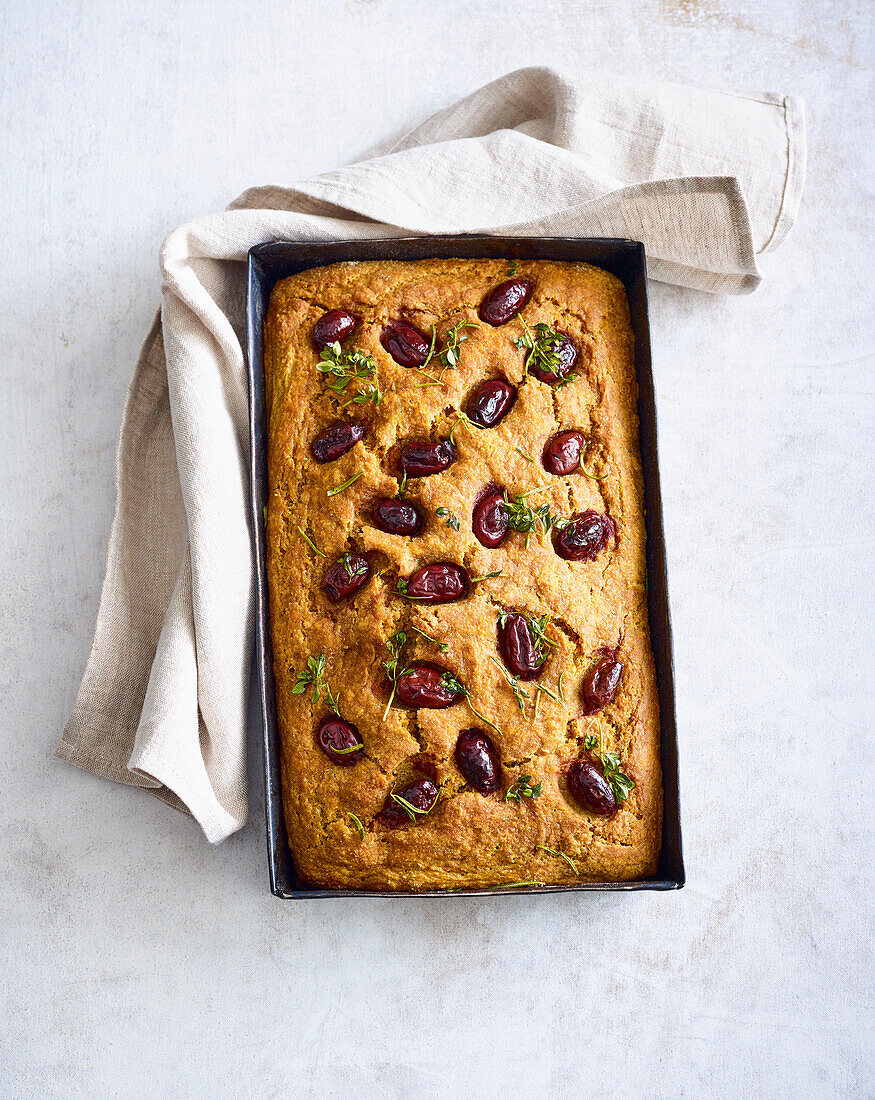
[247,235,684,897]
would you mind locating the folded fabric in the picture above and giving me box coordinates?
[58,67,806,842]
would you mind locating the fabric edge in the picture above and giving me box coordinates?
[760,96,807,255]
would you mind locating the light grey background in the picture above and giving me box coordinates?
[2,1,872,1097]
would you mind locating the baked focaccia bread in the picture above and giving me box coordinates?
[264,258,661,890]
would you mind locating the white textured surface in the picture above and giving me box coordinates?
[1,1,872,1097]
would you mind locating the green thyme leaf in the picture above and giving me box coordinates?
[410,626,448,653]
[507,259,520,276]
[437,319,479,370]
[515,318,568,381]
[581,737,636,805]
[439,671,466,696]
[512,445,535,463]
[263,504,268,524]
[337,551,367,579]
[449,412,476,443]
[527,615,556,660]
[296,525,326,558]
[391,790,437,820]
[599,750,636,804]
[535,683,561,705]
[535,844,580,875]
[505,774,542,803]
[331,741,364,755]
[488,656,530,712]
[470,571,503,583]
[317,341,382,407]
[381,631,410,720]
[347,812,365,840]
[326,472,363,498]
[436,506,460,531]
[292,653,339,710]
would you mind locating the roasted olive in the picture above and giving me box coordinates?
[315,715,363,767]
[312,309,357,350]
[567,758,617,815]
[498,611,545,680]
[380,320,430,367]
[472,486,509,548]
[455,729,501,793]
[542,430,585,475]
[552,510,615,561]
[400,439,455,478]
[372,498,425,536]
[479,278,533,326]
[466,379,517,428]
[581,650,623,714]
[322,553,371,602]
[310,421,364,463]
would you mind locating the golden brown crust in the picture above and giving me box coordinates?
[264,258,661,890]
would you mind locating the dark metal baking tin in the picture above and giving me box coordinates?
[247,236,684,898]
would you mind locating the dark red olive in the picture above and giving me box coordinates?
[400,439,455,478]
[466,379,517,428]
[404,562,468,603]
[310,421,364,463]
[552,510,616,561]
[376,776,439,828]
[315,715,363,767]
[322,552,371,602]
[380,320,430,367]
[529,331,578,383]
[542,430,585,475]
[582,650,623,714]
[567,758,617,815]
[455,729,501,793]
[472,485,509,548]
[479,278,534,326]
[498,612,545,681]
[312,309,357,350]
[372,497,425,536]
[393,664,464,708]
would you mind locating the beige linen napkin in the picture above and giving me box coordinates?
[58,67,805,842]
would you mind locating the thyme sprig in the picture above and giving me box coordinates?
[470,570,503,583]
[496,610,556,662]
[296,525,326,557]
[512,445,535,463]
[317,341,382,408]
[436,506,460,531]
[291,654,340,713]
[391,790,437,821]
[535,844,580,876]
[515,318,567,382]
[582,736,636,805]
[337,551,367,580]
[381,630,410,720]
[410,626,448,653]
[439,672,503,736]
[347,812,365,840]
[488,656,530,712]
[326,472,362,497]
[507,259,520,276]
[505,774,542,803]
[424,318,480,371]
[501,487,567,546]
